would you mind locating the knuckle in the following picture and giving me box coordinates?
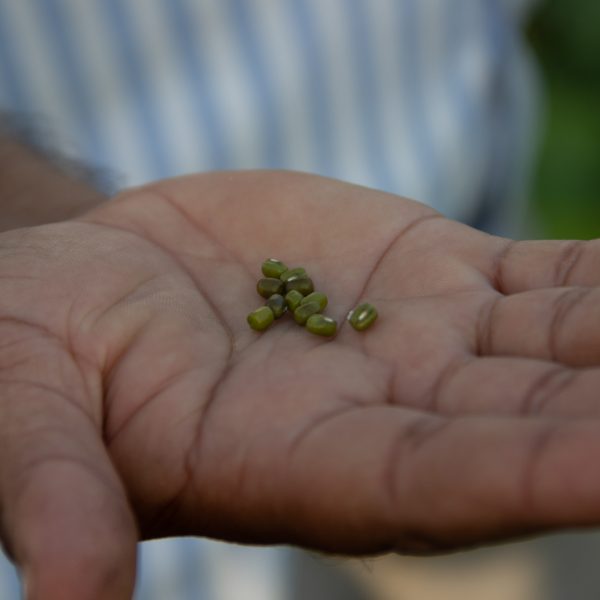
[549,287,593,361]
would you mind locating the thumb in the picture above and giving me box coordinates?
[0,377,138,600]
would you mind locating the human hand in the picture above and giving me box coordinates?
[0,171,598,599]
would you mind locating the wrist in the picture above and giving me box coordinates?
[0,123,109,232]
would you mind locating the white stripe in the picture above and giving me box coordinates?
[181,0,264,169]
[415,0,488,218]
[358,0,422,198]
[416,0,458,211]
[136,539,195,600]
[2,1,85,158]
[58,0,149,186]
[98,0,177,181]
[301,0,372,188]
[248,0,316,173]
[120,0,211,179]
[210,0,286,167]
[205,540,289,600]
[447,0,493,220]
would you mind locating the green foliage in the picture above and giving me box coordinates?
[528,0,600,239]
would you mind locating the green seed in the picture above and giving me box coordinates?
[293,301,321,325]
[266,294,287,319]
[261,258,288,278]
[285,289,304,312]
[300,291,328,312]
[285,276,314,296]
[306,314,337,337]
[257,277,285,298]
[247,306,275,331]
[280,267,307,282]
[347,302,378,331]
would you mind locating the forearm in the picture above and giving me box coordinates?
[0,126,108,233]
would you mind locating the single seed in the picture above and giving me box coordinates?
[266,293,287,319]
[262,258,288,278]
[285,289,304,312]
[347,302,378,331]
[280,267,307,282]
[306,314,337,337]
[300,291,328,312]
[293,301,321,325]
[247,306,275,331]
[257,277,285,298]
[285,276,314,296]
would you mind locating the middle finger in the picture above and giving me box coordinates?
[478,286,600,366]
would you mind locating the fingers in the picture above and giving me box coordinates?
[494,239,600,293]
[478,286,600,366]
[0,380,138,600]
[387,413,600,549]
[430,356,600,418]
[281,404,600,554]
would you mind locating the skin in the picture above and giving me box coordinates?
[0,170,599,599]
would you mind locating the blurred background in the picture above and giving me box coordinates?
[528,0,600,239]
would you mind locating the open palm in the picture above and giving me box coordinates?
[1,171,599,598]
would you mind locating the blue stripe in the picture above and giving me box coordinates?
[0,553,22,599]
[227,0,286,168]
[133,543,151,600]
[486,0,511,67]
[450,1,489,149]
[424,0,486,213]
[285,0,335,175]
[160,0,230,170]
[441,0,485,214]
[178,538,210,600]
[470,0,516,230]
[394,0,439,204]
[343,0,396,193]
[0,4,30,110]
[475,0,511,227]
[135,539,213,600]
[98,0,174,179]
[35,1,106,164]
[486,0,522,154]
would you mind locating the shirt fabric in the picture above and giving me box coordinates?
[0,1,539,598]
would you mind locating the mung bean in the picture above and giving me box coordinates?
[257,277,285,298]
[306,314,337,337]
[300,291,328,311]
[293,301,321,325]
[247,306,275,331]
[285,289,304,312]
[266,293,286,319]
[261,258,288,278]
[285,276,314,296]
[347,302,378,331]
[280,267,307,282]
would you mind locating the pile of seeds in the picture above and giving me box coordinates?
[247,258,378,337]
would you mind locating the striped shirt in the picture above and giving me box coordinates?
[0,1,539,598]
